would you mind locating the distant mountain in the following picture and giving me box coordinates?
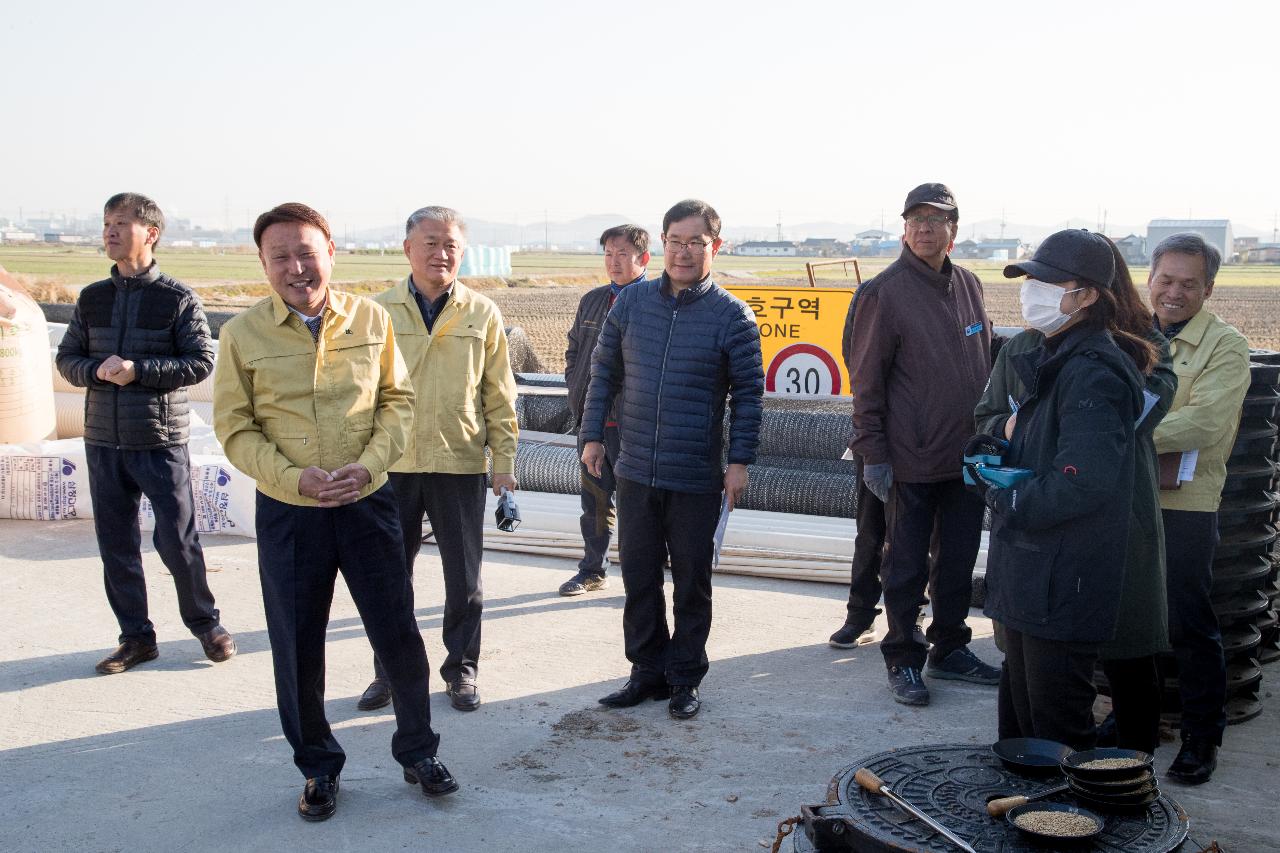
[346,213,1279,250]
[350,213,657,249]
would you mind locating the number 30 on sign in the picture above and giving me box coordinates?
[765,343,843,396]
[726,285,855,397]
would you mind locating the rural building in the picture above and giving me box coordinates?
[1241,243,1280,263]
[1146,219,1233,262]
[974,239,1025,260]
[1112,234,1146,265]
[798,238,849,257]
[871,238,901,257]
[1235,236,1260,255]
[953,239,980,259]
[736,240,798,257]
[850,230,893,255]
[43,233,87,244]
[2,231,37,243]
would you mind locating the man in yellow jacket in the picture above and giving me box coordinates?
[356,205,519,714]
[1150,232,1251,786]
[213,203,456,821]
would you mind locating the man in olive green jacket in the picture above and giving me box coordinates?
[356,205,519,714]
[214,202,456,818]
[1149,233,1250,786]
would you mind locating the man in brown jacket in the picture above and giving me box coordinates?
[846,183,1000,705]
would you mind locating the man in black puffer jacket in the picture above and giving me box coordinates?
[581,199,763,720]
[56,193,235,675]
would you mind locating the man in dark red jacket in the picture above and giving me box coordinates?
[558,225,649,596]
[846,183,998,705]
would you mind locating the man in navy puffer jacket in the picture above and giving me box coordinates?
[581,199,763,720]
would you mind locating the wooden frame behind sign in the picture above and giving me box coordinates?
[805,257,862,288]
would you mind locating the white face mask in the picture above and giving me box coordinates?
[1020,279,1084,334]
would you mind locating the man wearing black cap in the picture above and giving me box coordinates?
[845,183,1000,705]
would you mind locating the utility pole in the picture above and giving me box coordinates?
[544,209,549,252]
[999,208,1007,240]
[776,210,783,242]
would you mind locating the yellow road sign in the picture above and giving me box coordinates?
[724,286,856,397]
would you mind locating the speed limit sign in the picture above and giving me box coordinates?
[764,343,843,395]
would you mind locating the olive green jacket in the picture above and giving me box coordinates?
[976,328,1174,659]
[373,279,518,475]
[1154,309,1251,512]
[213,290,414,506]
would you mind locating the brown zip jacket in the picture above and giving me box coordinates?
[846,247,991,483]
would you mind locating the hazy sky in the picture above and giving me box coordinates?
[5,0,1278,233]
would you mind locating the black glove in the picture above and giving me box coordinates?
[963,434,1009,460]
[964,463,1005,513]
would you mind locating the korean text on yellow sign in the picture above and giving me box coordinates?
[725,286,856,397]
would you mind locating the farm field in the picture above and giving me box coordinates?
[6,246,1280,365]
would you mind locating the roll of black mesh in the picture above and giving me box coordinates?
[738,465,855,518]
[753,455,856,476]
[504,326,544,374]
[518,395,573,434]
[517,373,568,388]
[749,410,851,461]
[514,442,581,494]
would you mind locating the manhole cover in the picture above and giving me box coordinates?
[798,744,1189,852]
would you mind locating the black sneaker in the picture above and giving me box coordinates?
[926,647,1000,685]
[559,572,608,596]
[887,666,929,705]
[829,622,876,648]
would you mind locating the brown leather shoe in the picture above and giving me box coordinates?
[95,639,159,675]
[447,681,480,712]
[197,626,237,662]
[297,775,339,821]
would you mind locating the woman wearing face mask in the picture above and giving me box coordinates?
[975,236,1174,753]
[966,229,1158,750]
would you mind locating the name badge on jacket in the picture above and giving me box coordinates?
[964,321,983,337]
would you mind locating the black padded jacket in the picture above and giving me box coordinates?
[55,263,215,449]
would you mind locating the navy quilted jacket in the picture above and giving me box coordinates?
[580,274,764,494]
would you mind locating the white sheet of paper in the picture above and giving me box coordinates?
[712,493,731,568]
[840,448,855,461]
[1136,389,1160,427]
[1178,449,1198,483]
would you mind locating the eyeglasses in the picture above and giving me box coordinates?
[904,214,953,228]
[664,238,712,253]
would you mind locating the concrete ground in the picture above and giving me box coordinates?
[1,519,1277,852]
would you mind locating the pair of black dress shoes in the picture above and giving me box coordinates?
[297,757,458,821]
[598,679,701,719]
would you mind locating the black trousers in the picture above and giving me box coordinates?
[256,484,438,779]
[578,427,620,576]
[880,478,982,669]
[1101,656,1161,755]
[615,477,721,687]
[1162,509,1226,744]
[844,456,885,624]
[1000,626,1100,751]
[383,471,486,686]
[85,444,219,644]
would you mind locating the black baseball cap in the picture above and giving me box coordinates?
[1004,229,1115,287]
[901,182,958,218]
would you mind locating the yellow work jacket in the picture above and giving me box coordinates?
[373,278,518,475]
[1154,308,1251,513]
[212,290,414,506]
